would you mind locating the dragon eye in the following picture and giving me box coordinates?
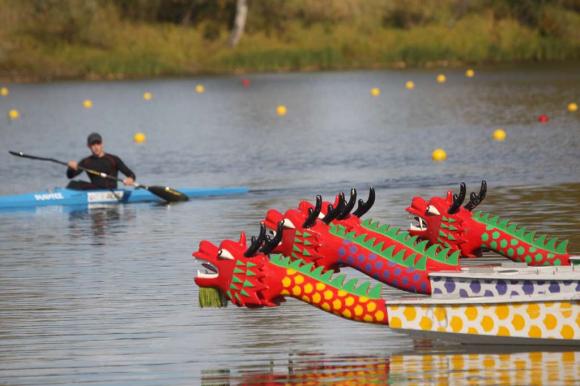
[217,248,234,260]
[425,205,441,216]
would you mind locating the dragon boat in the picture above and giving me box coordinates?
[0,186,249,210]
[406,181,569,265]
[193,232,580,345]
[258,184,571,295]
[194,183,578,345]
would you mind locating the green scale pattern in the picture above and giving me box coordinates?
[473,211,568,254]
[226,259,259,302]
[436,215,458,247]
[290,230,316,259]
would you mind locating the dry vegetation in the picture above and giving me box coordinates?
[0,0,578,80]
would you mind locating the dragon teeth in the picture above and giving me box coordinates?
[196,270,219,279]
[409,216,427,231]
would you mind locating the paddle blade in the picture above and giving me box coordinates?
[199,287,228,308]
[147,186,189,202]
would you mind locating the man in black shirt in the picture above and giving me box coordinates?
[66,133,136,190]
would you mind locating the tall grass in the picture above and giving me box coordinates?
[0,0,578,81]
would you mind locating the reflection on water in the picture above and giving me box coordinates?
[201,350,579,385]
[67,205,136,244]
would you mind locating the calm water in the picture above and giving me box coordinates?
[0,66,579,385]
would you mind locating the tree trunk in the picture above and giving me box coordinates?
[181,4,194,26]
[228,0,247,48]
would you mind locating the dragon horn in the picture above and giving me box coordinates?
[303,195,322,228]
[337,188,357,219]
[244,223,267,257]
[322,204,336,224]
[448,182,466,214]
[464,180,487,211]
[352,186,375,217]
[479,180,487,202]
[260,221,284,254]
[332,192,347,219]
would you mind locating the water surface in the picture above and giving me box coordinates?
[0,66,579,384]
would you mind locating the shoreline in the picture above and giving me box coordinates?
[2,59,579,84]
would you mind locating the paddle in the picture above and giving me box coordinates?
[9,151,189,203]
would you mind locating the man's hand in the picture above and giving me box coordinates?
[123,177,135,186]
[67,160,78,170]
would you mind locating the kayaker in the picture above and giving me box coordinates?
[66,133,136,190]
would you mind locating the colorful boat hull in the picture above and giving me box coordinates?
[387,293,579,345]
[0,186,249,209]
[430,261,579,299]
[388,257,580,344]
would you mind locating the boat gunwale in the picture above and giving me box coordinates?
[388,292,579,305]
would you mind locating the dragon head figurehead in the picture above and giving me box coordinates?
[261,188,376,269]
[406,181,487,257]
[262,196,338,269]
[193,226,285,307]
[263,207,307,257]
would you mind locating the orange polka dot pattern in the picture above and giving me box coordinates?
[389,351,579,385]
[280,269,388,324]
[387,299,578,341]
[234,351,578,384]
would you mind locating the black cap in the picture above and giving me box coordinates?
[87,132,102,145]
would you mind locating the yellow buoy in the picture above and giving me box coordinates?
[465,69,475,78]
[0,87,8,96]
[133,132,146,144]
[8,109,20,120]
[143,92,153,101]
[83,99,93,109]
[568,102,578,112]
[492,128,507,142]
[432,148,447,161]
[436,74,446,84]
[195,84,205,94]
[370,87,381,96]
[405,81,415,90]
[276,105,287,116]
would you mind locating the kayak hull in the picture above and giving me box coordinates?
[0,187,249,209]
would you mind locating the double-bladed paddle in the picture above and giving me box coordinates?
[9,151,189,203]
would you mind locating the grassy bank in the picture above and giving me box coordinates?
[1,0,579,81]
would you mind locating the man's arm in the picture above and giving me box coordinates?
[115,156,136,186]
[66,159,83,179]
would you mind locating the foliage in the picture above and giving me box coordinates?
[0,0,578,80]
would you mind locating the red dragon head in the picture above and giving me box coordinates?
[261,188,376,269]
[193,226,285,307]
[406,182,487,257]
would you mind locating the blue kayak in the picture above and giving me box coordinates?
[0,186,249,209]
